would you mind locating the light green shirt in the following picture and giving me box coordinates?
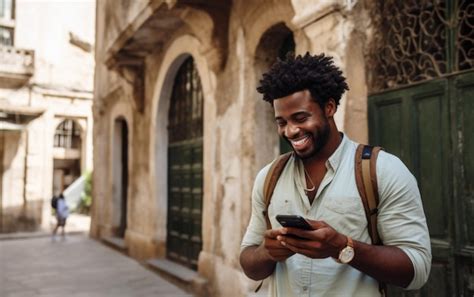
[241,135,431,297]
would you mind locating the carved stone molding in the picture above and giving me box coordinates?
[103,0,230,114]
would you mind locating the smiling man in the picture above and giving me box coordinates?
[240,53,431,296]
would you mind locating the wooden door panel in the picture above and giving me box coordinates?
[456,257,474,297]
[452,72,474,296]
[377,101,403,158]
[412,85,450,241]
[370,80,454,296]
[420,260,453,296]
[454,73,474,248]
[369,94,404,163]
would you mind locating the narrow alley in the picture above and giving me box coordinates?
[0,234,193,297]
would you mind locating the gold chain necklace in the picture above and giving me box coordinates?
[303,166,316,193]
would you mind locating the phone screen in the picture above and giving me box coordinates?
[276,214,313,230]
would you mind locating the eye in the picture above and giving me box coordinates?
[294,115,308,123]
[276,119,286,127]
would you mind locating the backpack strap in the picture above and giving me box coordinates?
[262,152,293,229]
[255,152,293,293]
[355,144,387,296]
[355,144,383,245]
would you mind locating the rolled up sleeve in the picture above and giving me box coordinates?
[377,152,432,290]
[241,164,271,251]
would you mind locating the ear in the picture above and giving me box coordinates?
[325,98,337,117]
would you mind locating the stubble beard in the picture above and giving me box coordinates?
[293,119,331,161]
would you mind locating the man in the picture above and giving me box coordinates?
[240,53,431,296]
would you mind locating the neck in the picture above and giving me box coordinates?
[303,127,342,167]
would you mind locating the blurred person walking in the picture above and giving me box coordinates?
[52,193,69,241]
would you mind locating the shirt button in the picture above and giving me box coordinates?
[303,286,308,291]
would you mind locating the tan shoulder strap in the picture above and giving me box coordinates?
[355,144,386,296]
[355,144,383,245]
[255,152,292,293]
[262,152,292,230]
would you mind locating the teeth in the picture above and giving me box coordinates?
[291,136,308,146]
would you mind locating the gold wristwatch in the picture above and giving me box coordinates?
[336,236,355,264]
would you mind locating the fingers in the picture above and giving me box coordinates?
[283,226,330,242]
[277,235,331,258]
[277,234,322,252]
[265,228,286,239]
[274,220,342,259]
[264,237,295,261]
[279,240,310,256]
[264,222,341,260]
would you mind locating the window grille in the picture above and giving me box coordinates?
[54,119,81,149]
[168,57,203,142]
[0,0,14,46]
[370,0,474,92]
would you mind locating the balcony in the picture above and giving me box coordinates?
[0,46,34,88]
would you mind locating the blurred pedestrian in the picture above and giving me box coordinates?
[52,193,69,241]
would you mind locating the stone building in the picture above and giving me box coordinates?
[92,1,473,296]
[0,0,95,232]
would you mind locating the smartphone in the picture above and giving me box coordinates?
[276,214,313,230]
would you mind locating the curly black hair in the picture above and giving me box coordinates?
[256,52,349,107]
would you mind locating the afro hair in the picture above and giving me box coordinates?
[256,52,349,107]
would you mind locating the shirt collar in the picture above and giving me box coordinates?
[326,132,350,172]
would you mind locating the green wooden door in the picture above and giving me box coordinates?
[451,71,474,296]
[369,71,474,296]
[368,1,474,294]
[167,57,203,270]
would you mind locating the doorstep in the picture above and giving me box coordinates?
[102,236,128,253]
[147,258,208,296]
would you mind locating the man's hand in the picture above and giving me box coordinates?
[263,228,295,261]
[275,219,415,288]
[276,219,346,259]
[240,228,295,280]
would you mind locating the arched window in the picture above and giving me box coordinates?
[54,119,81,149]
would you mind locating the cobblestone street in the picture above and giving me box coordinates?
[0,234,193,297]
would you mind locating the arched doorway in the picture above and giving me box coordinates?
[52,119,82,196]
[112,118,128,238]
[254,22,295,160]
[166,57,203,270]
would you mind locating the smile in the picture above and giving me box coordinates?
[290,135,310,149]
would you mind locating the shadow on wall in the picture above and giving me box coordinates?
[1,131,41,233]
[2,131,22,173]
[0,200,44,233]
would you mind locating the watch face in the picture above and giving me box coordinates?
[340,247,355,263]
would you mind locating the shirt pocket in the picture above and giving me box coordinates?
[322,196,367,237]
[268,195,300,228]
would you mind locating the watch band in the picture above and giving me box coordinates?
[347,236,354,248]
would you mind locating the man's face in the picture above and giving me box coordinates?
[273,90,330,160]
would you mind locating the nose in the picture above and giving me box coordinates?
[285,123,300,139]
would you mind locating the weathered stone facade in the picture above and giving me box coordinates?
[0,0,95,232]
[92,1,373,296]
